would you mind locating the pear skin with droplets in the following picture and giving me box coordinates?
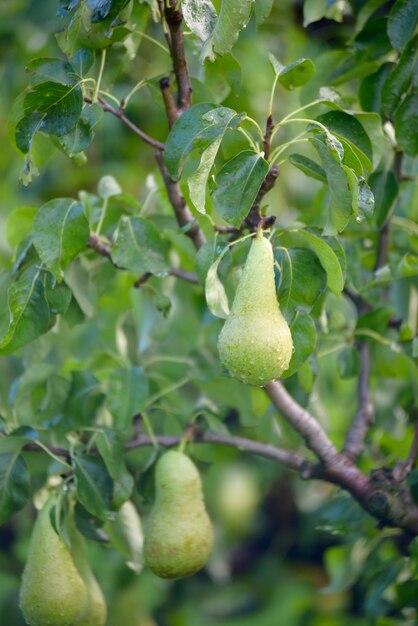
[218,232,293,386]
[19,497,88,626]
[144,451,213,579]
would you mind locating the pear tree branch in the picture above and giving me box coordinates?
[163,0,192,110]
[264,381,339,465]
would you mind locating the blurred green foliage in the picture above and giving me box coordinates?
[0,1,417,625]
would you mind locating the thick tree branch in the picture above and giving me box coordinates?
[264,381,339,465]
[164,0,192,110]
[85,97,165,150]
[155,150,206,249]
[344,342,375,459]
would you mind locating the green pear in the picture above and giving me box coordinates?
[144,451,213,579]
[70,522,107,626]
[218,232,293,386]
[19,497,88,626]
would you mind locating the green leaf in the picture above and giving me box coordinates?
[277,229,345,295]
[387,0,418,50]
[303,0,345,26]
[0,452,30,524]
[270,55,316,90]
[288,154,326,182]
[316,111,373,170]
[187,107,246,213]
[98,174,122,199]
[310,136,353,233]
[395,92,418,156]
[369,170,398,227]
[6,205,37,248]
[57,104,102,158]
[107,367,149,434]
[213,150,269,227]
[23,81,83,137]
[282,312,317,378]
[73,455,113,521]
[353,112,385,169]
[105,500,144,572]
[87,0,130,23]
[382,35,418,118]
[195,236,230,285]
[359,63,394,113]
[204,0,253,60]
[32,198,90,281]
[182,0,217,42]
[342,167,375,221]
[254,0,274,25]
[112,216,169,275]
[164,103,243,181]
[0,266,52,354]
[26,57,78,86]
[205,254,230,319]
[277,247,327,319]
[96,430,134,508]
[62,371,104,429]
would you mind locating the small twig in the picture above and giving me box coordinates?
[374,220,390,271]
[242,165,280,232]
[164,0,192,110]
[160,76,179,129]
[393,422,418,482]
[84,97,165,150]
[214,225,240,234]
[344,342,375,459]
[264,114,274,161]
[155,150,206,249]
[134,268,198,288]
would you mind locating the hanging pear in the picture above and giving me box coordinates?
[70,521,107,626]
[218,231,293,386]
[19,497,88,626]
[144,451,213,579]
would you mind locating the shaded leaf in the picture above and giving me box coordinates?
[310,136,353,233]
[316,110,373,169]
[382,35,418,118]
[277,247,327,320]
[204,0,252,60]
[107,367,149,434]
[73,455,113,521]
[387,0,418,50]
[213,150,269,227]
[288,154,326,183]
[395,92,418,156]
[6,206,37,248]
[359,63,394,113]
[96,430,134,508]
[105,500,144,572]
[112,216,169,275]
[0,266,51,354]
[254,0,274,25]
[33,198,90,281]
[205,254,230,319]
[164,103,243,181]
[0,452,30,524]
[369,170,398,227]
[277,230,345,295]
[282,312,317,378]
[270,54,316,90]
[62,371,104,428]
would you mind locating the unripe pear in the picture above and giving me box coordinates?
[218,233,293,386]
[70,521,107,626]
[144,451,213,579]
[19,497,88,626]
